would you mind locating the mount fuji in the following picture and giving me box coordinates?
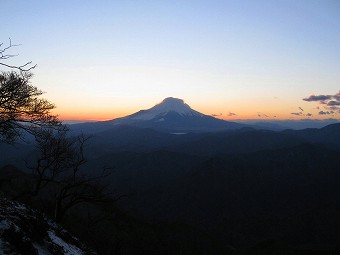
[71,97,246,134]
[119,97,204,121]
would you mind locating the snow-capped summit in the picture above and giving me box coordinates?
[110,97,245,132]
[70,97,246,134]
[126,97,203,121]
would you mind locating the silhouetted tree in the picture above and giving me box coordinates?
[0,72,60,142]
[0,39,60,142]
[29,128,113,223]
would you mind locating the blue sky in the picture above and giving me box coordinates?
[1,0,340,120]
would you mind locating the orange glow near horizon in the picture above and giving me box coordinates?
[3,1,339,124]
[51,92,340,122]
[54,101,334,122]
[54,110,123,122]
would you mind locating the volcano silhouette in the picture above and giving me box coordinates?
[110,97,245,132]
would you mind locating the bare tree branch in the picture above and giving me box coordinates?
[0,38,36,72]
[27,129,116,223]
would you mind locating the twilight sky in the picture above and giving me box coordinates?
[1,0,340,120]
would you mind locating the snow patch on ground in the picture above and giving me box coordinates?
[0,219,10,230]
[127,97,204,121]
[33,243,51,255]
[48,231,84,255]
[0,198,92,255]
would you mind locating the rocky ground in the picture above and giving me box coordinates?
[0,197,95,255]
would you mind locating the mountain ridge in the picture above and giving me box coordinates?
[71,97,246,134]
[121,97,204,120]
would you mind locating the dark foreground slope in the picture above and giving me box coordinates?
[0,165,231,255]
[0,197,94,255]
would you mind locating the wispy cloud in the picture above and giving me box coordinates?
[291,112,303,116]
[290,107,311,117]
[319,110,333,115]
[303,95,332,102]
[327,101,340,106]
[303,90,340,114]
[211,113,222,117]
[257,113,269,118]
[227,112,237,117]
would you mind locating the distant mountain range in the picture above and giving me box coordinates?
[70,97,339,134]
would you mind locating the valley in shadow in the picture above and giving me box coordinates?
[1,120,340,254]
